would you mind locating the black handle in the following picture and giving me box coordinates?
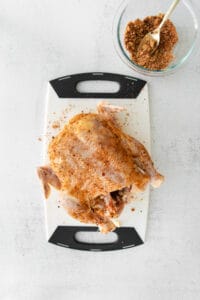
[50,72,146,99]
[49,226,143,251]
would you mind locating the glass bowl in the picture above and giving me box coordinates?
[113,0,199,76]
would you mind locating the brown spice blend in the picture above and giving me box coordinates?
[124,14,178,70]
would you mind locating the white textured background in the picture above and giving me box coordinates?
[0,0,200,299]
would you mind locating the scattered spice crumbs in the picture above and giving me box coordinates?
[52,121,60,129]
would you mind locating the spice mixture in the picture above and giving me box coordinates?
[124,14,178,70]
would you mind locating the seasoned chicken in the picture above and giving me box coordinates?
[37,102,164,233]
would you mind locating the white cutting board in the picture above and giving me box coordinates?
[42,73,150,246]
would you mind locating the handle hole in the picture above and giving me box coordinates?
[75,231,118,244]
[76,80,120,94]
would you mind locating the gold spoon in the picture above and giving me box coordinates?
[138,0,180,55]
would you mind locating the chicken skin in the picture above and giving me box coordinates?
[38,102,164,233]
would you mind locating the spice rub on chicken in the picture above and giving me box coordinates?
[37,102,164,233]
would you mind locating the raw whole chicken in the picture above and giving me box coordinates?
[37,102,164,233]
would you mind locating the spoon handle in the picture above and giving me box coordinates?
[158,0,180,30]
